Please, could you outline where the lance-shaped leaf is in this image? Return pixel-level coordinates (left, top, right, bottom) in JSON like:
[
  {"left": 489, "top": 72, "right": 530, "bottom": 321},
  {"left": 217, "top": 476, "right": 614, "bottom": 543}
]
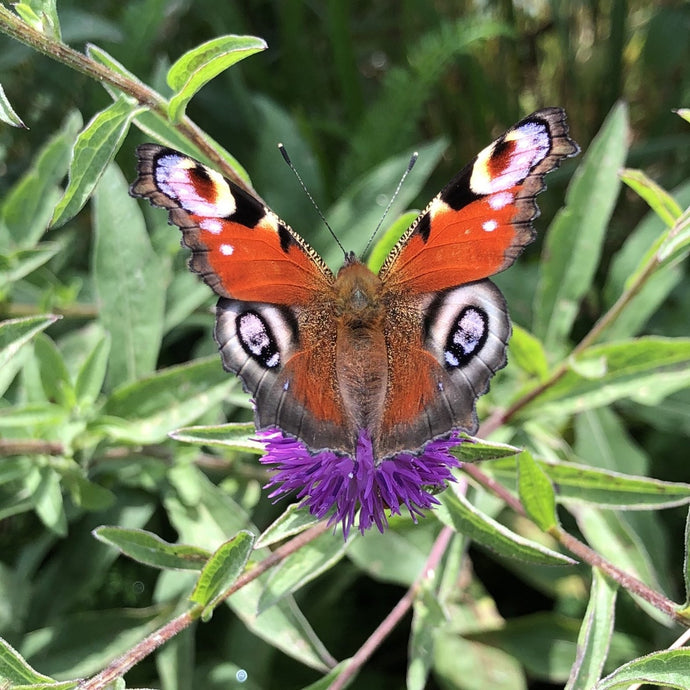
[
  {"left": 0, "top": 314, "right": 59, "bottom": 369},
  {"left": 519, "top": 337, "right": 690, "bottom": 419},
  {"left": 596, "top": 649, "right": 690, "bottom": 689},
  {"left": 620, "top": 168, "right": 682, "bottom": 227},
  {"left": 167, "top": 35, "right": 267, "bottom": 122},
  {"left": 565, "top": 568, "right": 617, "bottom": 690},
  {"left": 258, "top": 530, "right": 351, "bottom": 612},
  {"left": 0, "top": 83, "right": 26, "bottom": 128},
  {"left": 256, "top": 504, "right": 322, "bottom": 549},
  {"left": 93, "top": 526, "right": 211, "bottom": 570},
  {"left": 51, "top": 96, "right": 144, "bottom": 227},
  {"left": 0, "top": 637, "right": 56, "bottom": 686},
  {"left": 534, "top": 102, "right": 628, "bottom": 350},
  {"left": 436, "top": 489, "right": 575, "bottom": 566},
  {"left": 170, "top": 422, "right": 264, "bottom": 453},
  {"left": 517, "top": 451, "right": 558, "bottom": 531},
  {"left": 190, "top": 530, "right": 255, "bottom": 620},
  {"left": 453, "top": 435, "right": 522, "bottom": 462},
  {"left": 490, "top": 456, "right": 690, "bottom": 509},
  {"left": 100, "top": 357, "right": 238, "bottom": 444}
]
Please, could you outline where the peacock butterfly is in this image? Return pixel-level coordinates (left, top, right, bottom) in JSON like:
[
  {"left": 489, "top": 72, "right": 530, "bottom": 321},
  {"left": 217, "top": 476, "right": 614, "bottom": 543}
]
[{"left": 130, "top": 108, "right": 578, "bottom": 463}]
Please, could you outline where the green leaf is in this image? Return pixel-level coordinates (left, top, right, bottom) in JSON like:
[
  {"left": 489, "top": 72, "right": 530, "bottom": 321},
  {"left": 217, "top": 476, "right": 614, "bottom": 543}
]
[
  {"left": 74, "top": 333, "right": 110, "bottom": 405},
  {"left": 658, "top": 211, "right": 690, "bottom": 264},
  {"left": 325, "top": 139, "right": 447, "bottom": 267},
  {"left": 596, "top": 649, "right": 690, "bottom": 689},
  {"left": 508, "top": 324, "right": 550, "bottom": 379},
  {"left": 170, "top": 422, "right": 264, "bottom": 453},
  {"left": 14, "top": 0, "right": 61, "bottom": 39},
  {"left": 602, "top": 181, "right": 690, "bottom": 340},
  {"left": 490, "top": 455, "right": 690, "bottom": 509},
  {"left": 51, "top": 96, "right": 144, "bottom": 227},
  {"left": 408, "top": 580, "right": 446, "bottom": 690},
  {"left": 167, "top": 35, "right": 267, "bottom": 122},
  {"left": 1, "top": 110, "right": 81, "bottom": 247},
  {"left": 0, "top": 636, "right": 55, "bottom": 685},
  {"left": 676, "top": 108, "right": 690, "bottom": 125},
  {"left": 164, "top": 465, "right": 334, "bottom": 671},
  {"left": 520, "top": 337, "right": 690, "bottom": 418},
  {"left": 0, "top": 82, "right": 26, "bottom": 128},
  {"left": 436, "top": 489, "right": 575, "bottom": 566},
  {"left": 190, "top": 530, "right": 255, "bottom": 619},
  {"left": 453, "top": 435, "right": 522, "bottom": 462},
  {"left": 93, "top": 163, "right": 166, "bottom": 388},
  {"left": 346, "top": 527, "right": 432, "bottom": 587},
  {"left": 680, "top": 507, "right": 690, "bottom": 614},
  {"left": 574, "top": 506, "right": 667, "bottom": 624},
  {"left": 93, "top": 526, "right": 211, "bottom": 570},
  {"left": 258, "top": 531, "right": 350, "bottom": 612},
  {"left": 255, "top": 504, "right": 322, "bottom": 549},
  {"left": 534, "top": 102, "right": 628, "bottom": 350},
  {"left": 33, "top": 467, "right": 67, "bottom": 537},
  {"left": 565, "top": 568, "right": 617, "bottom": 690},
  {"left": 0, "top": 244, "right": 62, "bottom": 286},
  {"left": 0, "top": 315, "right": 59, "bottom": 370},
  {"left": 367, "top": 210, "right": 418, "bottom": 273},
  {"left": 517, "top": 451, "right": 558, "bottom": 531},
  {"left": 101, "top": 357, "right": 237, "bottom": 444},
  {"left": 620, "top": 168, "right": 682, "bottom": 227},
  {"left": 33, "top": 333, "right": 73, "bottom": 407}
]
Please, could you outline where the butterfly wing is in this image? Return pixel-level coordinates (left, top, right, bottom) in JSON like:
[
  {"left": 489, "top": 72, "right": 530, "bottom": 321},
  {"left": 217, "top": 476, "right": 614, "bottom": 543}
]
[
  {"left": 375, "top": 109, "right": 578, "bottom": 453},
  {"left": 131, "top": 146, "right": 351, "bottom": 451},
  {"left": 131, "top": 145, "right": 333, "bottom": 304},
  {"left": 379, "top": 108, "right": 579, "bottom": 293}
]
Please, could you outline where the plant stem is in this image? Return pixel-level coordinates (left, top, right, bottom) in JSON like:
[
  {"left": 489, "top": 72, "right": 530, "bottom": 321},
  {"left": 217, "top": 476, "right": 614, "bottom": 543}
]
[
  {"left": 0, "top": 5, "right": 256, "bottom": 193},
  {"left": 78, "top": 521, "right": 332, "bottom": 690}
]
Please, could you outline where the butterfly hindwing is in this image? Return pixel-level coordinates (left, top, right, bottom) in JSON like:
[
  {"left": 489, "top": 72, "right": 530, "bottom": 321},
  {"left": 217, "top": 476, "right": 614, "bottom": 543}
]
[
  {"left": 131, "top": 144, "right": 333, "bottom": 305},
  {"left": 379, "top": 107, "right": 579, "bottom": 293}
]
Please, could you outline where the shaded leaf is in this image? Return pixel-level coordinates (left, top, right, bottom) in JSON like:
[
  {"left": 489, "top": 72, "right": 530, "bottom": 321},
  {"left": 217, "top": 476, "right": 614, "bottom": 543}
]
[
  {"left": 534, "top": 102, "right": 628, "bottom": 350},
  {"left": 259, "top": 531, "right": 350, "bottom": 612},
  {"left": 0, "top": 82, "right": 26, "bottom": 128},
  {"left": 517, "top": 451, "right": 558, "bottom": 531},
  {"left": 93, "top": 526, "right": 211, "bottom": 570},
  {"left": 565, "top": 568, "right": 617, "bottom": 690},
  {"left": 0, "top": 636, "right": 55, "bottom": 686},
  {"left": 101, "top": 357, "right": 237, "bottom": 444},
  {"left": 93, "top": 163, "right": 166, "bottom": 388},
  {"left": 0, "top": 315, "right": 59, "bottom": 370}
]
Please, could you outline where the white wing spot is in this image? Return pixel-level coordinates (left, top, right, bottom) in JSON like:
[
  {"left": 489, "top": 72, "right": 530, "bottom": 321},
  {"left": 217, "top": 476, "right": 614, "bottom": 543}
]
[
  {"left": 200, "top": 218, "right": 223, "bottom": 234},
  {"left": 482, "top": 219, "right": 498, "bottom": 232},
  {"left": 488, "top": 191, "right": 514, "bottom": 210},
  {"left": 220, "top": 243, "right": 234, "bottom": 255}
]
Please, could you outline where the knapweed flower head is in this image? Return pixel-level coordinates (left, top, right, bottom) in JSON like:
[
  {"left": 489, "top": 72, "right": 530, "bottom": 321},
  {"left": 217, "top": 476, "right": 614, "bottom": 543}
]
[{"left": 258, "top": 428, "right": 463, "bottom": 537}]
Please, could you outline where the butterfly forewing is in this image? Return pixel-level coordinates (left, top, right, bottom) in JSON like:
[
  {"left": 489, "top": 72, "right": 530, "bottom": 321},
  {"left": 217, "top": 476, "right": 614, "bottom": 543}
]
[
  {"left": 131, "top": 144, "right": 333, "bottom": 305},
  {"left": 379, "top": 107, "right": 579, "bottom": 294}
]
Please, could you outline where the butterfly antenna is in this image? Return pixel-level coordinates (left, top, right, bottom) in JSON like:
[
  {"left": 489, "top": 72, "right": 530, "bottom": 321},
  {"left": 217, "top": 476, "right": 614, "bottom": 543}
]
[
  {"left": 278, "top": 143, "right": 347, "bottom": 258},
  {"left": 362, "top": 151, "right": 418, "bottom": 258}
]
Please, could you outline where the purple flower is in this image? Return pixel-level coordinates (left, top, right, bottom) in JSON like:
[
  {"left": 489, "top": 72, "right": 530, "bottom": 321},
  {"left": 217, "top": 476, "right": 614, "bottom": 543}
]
[{"left": 258, "top": 428, "right": 463, "bottom": 537}]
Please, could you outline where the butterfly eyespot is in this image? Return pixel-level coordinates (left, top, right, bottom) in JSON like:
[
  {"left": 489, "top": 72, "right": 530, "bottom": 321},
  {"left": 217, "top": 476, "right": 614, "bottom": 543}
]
[
  {"left": 443, "top": 306, "right": 489, "bottom": 368},
  {"left": 236, "top": 310, "right": 280, "bottom": 369}
]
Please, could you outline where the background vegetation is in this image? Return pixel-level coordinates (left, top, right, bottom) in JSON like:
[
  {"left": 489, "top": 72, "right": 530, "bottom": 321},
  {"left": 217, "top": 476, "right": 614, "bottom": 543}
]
[{"left": 1, "top": 1, "right": 690, "bottom": 688}]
